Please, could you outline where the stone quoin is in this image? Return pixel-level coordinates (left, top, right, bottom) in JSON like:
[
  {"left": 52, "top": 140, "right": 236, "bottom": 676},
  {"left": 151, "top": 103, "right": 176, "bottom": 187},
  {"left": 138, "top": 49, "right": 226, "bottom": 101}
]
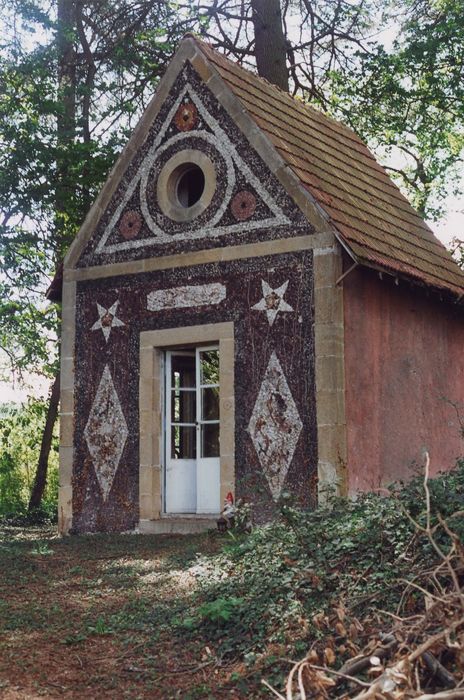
[{"left": 49, "top": 36, "right": 464, "bottom": 535}]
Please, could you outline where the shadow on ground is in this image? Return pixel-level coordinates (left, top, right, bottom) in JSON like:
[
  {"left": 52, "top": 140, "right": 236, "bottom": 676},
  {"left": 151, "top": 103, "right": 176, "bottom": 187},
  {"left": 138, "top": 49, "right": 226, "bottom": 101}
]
[{"left": 0, "top": 524, "right": 252, "bottom": 700}]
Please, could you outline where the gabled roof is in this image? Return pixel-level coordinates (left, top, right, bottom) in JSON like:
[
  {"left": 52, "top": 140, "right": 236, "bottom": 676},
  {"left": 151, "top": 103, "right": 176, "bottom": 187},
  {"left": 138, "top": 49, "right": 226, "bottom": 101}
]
[
  {"left": 196, "top": 38, "right": 464, "bottom": 299},
  {"left": 51, "top": 35, "right": 464, "bottom": 302}
]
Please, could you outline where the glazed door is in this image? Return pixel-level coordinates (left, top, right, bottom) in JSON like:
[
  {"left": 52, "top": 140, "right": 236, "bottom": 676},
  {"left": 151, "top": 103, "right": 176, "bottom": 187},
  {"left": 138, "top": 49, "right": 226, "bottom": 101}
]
[
  {"left": 164, "top": 347, "right": 220, "bottom": 514},
  {"left": 165, "top": 351, "right": 197, "bottom": 513},
  {"left": 195, "top": 347, "right": 220, "bottom": 514}
]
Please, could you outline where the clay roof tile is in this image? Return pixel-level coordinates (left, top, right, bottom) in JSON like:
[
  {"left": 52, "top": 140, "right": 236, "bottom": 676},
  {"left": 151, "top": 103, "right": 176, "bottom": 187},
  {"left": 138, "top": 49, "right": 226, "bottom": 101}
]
[{"left": 195, "top": 38, "right": 464, "bottom": 299}]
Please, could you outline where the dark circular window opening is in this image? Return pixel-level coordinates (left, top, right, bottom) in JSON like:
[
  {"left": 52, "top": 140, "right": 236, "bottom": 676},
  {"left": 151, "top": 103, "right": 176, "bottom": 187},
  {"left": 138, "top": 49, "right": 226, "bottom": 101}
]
[
  {"left": 176, "top": 165, "right": 205, "bottom": 208},
  {"left": 157, "top": 150, "right": 216, "bottom": 222}
]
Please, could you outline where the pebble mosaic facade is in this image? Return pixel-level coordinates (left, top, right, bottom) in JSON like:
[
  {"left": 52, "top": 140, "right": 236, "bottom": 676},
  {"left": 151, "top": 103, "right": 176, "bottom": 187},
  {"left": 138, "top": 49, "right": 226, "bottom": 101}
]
[
  {"left": 59, "top": 37, "right": 464, "bottom": 535},
  {"left": 71, "top": 252, "right": 317, "bottom": 532},
  {"left": 64, "top": 47, "right": 324, "bottom": 534}
]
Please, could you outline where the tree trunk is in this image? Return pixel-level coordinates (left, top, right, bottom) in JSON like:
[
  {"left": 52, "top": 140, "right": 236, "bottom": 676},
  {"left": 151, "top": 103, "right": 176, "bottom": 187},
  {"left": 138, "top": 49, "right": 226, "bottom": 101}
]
[
  {"left": 76, "top": 1, "right": 97, "bottom": 215},
  {"left": 250, "top": 0, "right": 289, "bottom": 91},
  {"left": 28, "top": 371, "right": 61, "bottom": 510},
  {"left": 28, "top": 1, "right": 77, "bottom": 512},
  {"left": 56, "top": 0, "right": 77, "bottom": 258}
]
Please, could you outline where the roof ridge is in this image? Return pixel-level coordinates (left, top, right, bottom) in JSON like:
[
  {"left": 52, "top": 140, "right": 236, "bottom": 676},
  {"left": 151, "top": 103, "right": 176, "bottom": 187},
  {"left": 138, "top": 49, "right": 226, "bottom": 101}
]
[{"left": 192, "top": 36, "right": 366, "bottom": 150}]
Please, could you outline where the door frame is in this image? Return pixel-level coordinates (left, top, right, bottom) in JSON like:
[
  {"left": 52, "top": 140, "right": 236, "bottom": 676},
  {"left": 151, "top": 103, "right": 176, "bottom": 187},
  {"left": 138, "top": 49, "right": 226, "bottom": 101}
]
[{"left": 138, "top": 322, "right": 234, "bottom": 526}]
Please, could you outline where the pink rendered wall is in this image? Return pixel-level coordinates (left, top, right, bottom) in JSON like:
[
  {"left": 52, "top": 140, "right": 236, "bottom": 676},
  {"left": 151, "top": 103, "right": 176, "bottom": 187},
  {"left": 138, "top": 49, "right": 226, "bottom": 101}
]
[{"left": 343, "top": 267, "right": 464, "bottom": 494}]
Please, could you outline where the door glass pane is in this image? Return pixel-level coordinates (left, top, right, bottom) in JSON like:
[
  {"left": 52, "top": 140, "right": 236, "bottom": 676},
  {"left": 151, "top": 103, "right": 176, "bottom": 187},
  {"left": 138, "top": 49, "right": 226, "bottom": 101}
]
[
  {"left": 199, "top": 349, "right": 219, "bottom": 386},
  {"left": 171, "top": 354, "right": 195, "bottom": 389},
  {"left": 201, "top": 423, "right": 219, "bottom": 458},
  {"left": 171, "top": 425, "right": 196, "bottom": 459},
  {"left": 171, "top": 390, "right": 196, "bottom": 423},
  {"left": 201, "top": 387, "right": 219, "bottom": 421}
]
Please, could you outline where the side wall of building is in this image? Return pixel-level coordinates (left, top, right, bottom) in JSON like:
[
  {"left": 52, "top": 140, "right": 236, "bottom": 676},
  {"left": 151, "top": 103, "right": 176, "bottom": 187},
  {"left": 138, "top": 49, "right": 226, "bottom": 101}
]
[{"left": 344, "top": 266, "right": 464, "bottom": 493}]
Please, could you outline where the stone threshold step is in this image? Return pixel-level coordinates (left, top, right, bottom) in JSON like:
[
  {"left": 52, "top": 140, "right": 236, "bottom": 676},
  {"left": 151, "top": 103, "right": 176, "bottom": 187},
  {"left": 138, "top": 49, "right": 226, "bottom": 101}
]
[{"left": 139, "top": 517, "right": 218, "bottom": 535}]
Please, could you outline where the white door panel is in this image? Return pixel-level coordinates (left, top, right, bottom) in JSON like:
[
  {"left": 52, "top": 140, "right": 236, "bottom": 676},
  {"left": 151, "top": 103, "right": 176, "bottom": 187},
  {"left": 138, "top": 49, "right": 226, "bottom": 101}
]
[
  {"left": 165, "top": 351, "right": 197, "bottom": 514},
  {"left": 195, "top": 347, "right": 220, "bottom": 514},
  {"left": 166, "top": 459, "right": 196, "bottom": 513},
  {"left": 196, "top": 457, "right": 220, "bottom": 513}
]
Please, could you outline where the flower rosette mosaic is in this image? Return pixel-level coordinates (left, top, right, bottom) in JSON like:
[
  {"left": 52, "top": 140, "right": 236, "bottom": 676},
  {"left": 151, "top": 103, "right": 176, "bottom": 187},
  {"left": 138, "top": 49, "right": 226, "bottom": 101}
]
[
  {"left": 174, "top": 102, "right": 198, "bottom": 131},
  {"left": 231, "top": 190, "right": 256, "bottom": 221},
  {"left": 119, "top": 210, "right": 142, "bottom": 240}
]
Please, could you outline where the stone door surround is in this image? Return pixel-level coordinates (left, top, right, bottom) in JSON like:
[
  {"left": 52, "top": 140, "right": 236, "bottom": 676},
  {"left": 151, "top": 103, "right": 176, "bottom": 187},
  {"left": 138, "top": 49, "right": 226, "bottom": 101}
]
[{"left": 139, "top": 322, "right": 234, "bottom": 530}]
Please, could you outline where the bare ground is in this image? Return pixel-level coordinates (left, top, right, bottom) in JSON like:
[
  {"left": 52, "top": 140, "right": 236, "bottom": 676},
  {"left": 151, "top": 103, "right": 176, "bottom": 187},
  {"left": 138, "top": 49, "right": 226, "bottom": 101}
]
[{"left": 0, "top": 525, "right": 247, "bottom": 700}]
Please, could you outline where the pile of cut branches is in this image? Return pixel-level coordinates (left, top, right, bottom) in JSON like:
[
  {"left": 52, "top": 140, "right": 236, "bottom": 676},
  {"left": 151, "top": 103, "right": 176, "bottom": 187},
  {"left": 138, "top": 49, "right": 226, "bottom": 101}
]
[{"left": 268, "top": 456, "right": 464, "bottom": 699}]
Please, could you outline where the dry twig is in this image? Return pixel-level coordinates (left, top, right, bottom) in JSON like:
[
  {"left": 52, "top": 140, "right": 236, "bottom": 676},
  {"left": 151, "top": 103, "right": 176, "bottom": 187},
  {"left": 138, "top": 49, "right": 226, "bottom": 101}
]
[{"left": 271, "top": 452, "right": 464, "bottom": 699}]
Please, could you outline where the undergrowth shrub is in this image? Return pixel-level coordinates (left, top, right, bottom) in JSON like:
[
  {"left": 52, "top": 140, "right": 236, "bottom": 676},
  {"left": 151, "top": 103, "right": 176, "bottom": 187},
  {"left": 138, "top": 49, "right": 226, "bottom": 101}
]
[
  {"left": 0, "top": 399, "right": 58, "bottom": 521},
  {"left": 176, "top": 461, "right": 464, "bottom": 660}
]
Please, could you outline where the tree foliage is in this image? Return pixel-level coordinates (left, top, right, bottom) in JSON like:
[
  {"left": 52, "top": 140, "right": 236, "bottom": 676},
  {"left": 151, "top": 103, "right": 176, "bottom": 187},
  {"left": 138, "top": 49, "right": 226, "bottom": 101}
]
[
  {"left": 186, "top": 0, "right": 378, "bottom": 99},
  {"left": 0, "top": 399, "right": 58, "bottom": 518},
  {"left": 0, "top": 0, "right": 186, "bottom": 377},
  {"left": 182, "top": 0, "right": 464, "bottom": 218},
  {"left": 327, "top": 0, "right": 464, "bottom": 217},
  {"left": 0, "top": 0, "right": 186, "bottom": 509}
]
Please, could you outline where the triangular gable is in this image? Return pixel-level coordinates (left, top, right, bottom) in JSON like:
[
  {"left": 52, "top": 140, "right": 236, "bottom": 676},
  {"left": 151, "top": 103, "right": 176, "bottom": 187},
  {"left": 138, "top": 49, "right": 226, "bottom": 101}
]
[
  {"left": 94, "top": 81, "right": 290, "bottom": 256},
  {"left": 62, "top": 35, "right": 464, "bottom": 299},
  {"left": 67, "top": 38, "right": 330, "bottom": 271}
]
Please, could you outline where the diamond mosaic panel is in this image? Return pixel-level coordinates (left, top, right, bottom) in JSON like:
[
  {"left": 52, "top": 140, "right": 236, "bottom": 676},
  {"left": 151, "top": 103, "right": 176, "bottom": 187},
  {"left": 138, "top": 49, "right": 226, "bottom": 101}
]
[
  {"left": 84, "top": 365, "right": 128, "bottom": 501},
  {"left": 248, "top": 352, "right": 302, "bottom": 500}
]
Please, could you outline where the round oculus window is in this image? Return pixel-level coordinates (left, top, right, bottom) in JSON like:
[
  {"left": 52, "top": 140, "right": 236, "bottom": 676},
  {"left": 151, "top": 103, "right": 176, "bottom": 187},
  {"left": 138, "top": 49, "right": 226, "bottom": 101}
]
[
  {"left": 157, "top": 150, "right": 216, "bottom": 223},
  {"left": 175, "top": 164, "right": 205, "bottom": 208}
]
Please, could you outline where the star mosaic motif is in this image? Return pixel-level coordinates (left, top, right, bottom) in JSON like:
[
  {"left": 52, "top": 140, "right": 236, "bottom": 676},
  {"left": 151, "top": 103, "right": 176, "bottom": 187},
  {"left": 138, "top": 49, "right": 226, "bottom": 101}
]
[
  {"left": 251, "top": 280, "right": 294, "bottom": 326},
  {"left": 90, "top": 301, "right": 125, "bottom": 342}
]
